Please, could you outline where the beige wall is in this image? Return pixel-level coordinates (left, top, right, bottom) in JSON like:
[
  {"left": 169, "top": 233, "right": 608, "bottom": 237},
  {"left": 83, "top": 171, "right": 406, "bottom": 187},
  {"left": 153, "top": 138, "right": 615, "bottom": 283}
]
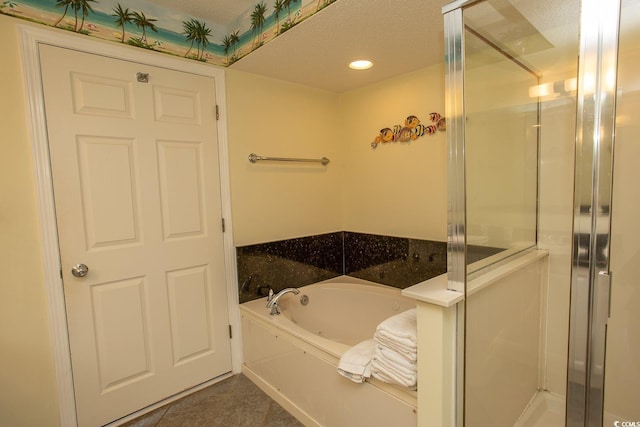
[
  {"left": 0, "top": 16, "right": 60, "bottom": 427},
  {"left": 339, "top": 65, "right": 447, "bottom": 241},
  {"left": 227, "top": 65, "right": 448, "bottom": 246},
  {"left": 225, "top": 70, "right": 343, "bottom": 246}
]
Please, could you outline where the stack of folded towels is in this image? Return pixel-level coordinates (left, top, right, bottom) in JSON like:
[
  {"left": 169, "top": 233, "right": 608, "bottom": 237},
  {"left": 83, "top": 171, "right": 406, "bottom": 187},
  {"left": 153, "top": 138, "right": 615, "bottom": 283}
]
[
  {"left": 371, "top": 308, "right": 418, "bottom": 390},
  {"left": 337, "top": 308, "right": 418, "bottom": 389}
]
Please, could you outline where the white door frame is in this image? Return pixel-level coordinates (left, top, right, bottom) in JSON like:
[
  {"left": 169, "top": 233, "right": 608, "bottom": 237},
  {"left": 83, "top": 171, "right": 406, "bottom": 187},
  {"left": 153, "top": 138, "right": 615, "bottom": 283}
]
[{"left": 18, "top": 24, "right": 242, "bottom": 427}]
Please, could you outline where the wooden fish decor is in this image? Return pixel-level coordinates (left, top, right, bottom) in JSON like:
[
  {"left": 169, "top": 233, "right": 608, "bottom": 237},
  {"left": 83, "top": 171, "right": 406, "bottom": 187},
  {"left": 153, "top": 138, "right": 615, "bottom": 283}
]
[{"left": 371, "top": 113, "right": 445, "bottom": 149}]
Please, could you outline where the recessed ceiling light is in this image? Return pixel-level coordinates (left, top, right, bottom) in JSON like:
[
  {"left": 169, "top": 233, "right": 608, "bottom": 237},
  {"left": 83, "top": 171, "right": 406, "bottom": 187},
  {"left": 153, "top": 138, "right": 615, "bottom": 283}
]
[{"left": 349, "top": 60, "right": 373, "bottom": 70}]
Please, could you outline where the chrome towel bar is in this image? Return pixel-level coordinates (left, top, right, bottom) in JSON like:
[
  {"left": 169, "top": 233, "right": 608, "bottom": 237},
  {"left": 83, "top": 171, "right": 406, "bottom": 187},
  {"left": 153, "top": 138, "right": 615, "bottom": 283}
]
[{"left": 248, "top": 153, "right": 330, "bottom": 166}]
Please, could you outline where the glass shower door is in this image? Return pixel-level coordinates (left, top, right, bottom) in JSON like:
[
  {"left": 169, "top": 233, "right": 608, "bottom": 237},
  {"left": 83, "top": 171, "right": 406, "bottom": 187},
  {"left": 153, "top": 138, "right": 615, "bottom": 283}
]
[
  {"left": 462, "top": 4, "right": 541, "bottom": 425},
  {"left": 604, "top": 0, "right": 640, "bottom": 423},
  {"left": 445, "top": 0, "right": 640, "bottom": 424},
  {"left": 444, "top": 0, "right": 580, "bottom": 425}
]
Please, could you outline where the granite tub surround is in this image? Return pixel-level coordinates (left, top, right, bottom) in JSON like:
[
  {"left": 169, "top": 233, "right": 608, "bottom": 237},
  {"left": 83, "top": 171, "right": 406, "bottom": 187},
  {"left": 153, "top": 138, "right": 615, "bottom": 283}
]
[
  {"left": 345, "top": 233, "right": 447, "bottom": 288},
  {"left": 343, "top": 232, "right": 409, "bottom": 272},
  {"left": 237, "top": 232, "right": 343, "bottom": 303},
  {"left": 238, "top": 231, "right": 454, "bottom": 302}
]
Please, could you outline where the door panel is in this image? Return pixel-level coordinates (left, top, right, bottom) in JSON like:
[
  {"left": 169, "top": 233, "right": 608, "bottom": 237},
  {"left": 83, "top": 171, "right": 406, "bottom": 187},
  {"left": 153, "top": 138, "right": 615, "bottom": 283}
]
[
  {"left": 92, "top": 277, "right": 152, "bottom": 391},
  {"left": 71, "top": 72, "right": 134, "bottom": 118},
  {"left": 39, "top": 44, "right": 231, "bottom": 426},
  {"left": 157, "top": 141, "right": 205, "bottom": 239},
  {"left": 166, "top": 265, "right": 214, "bottom": 364},
  {"left": 153, "top": 86, "right": 201, "bottom": 124},
  {"left": 78, "top": 136, "right": 141, "bottom": 248}
]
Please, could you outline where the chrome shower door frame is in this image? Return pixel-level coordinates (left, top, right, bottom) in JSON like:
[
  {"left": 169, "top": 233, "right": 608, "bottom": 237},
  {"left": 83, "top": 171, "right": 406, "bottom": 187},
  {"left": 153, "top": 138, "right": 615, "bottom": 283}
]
[
  {"left": 443, "top": 0, "right": 622, "bottom": 425},
  {"left": 567, "top": 0, "right": 620, "bottom": 425},
  {"left": 443, "top": 6, "right": 468, "bottom": 427}
]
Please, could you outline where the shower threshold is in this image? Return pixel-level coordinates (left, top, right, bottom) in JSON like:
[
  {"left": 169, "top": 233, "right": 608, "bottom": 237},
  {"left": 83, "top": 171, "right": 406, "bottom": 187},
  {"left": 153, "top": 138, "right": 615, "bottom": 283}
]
[
  {"left": 514, "top": 391, "right": 564, "bottom": 427},
  {"left": 514, "top": 390, "right": 624, "bottom": 426}
]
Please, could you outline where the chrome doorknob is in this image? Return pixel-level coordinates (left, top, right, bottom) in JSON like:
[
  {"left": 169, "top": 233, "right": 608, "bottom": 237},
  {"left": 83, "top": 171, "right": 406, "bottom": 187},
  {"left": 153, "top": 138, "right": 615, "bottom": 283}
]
[{"left": 71, "top": 264, "right": 89, "bottom": 278}]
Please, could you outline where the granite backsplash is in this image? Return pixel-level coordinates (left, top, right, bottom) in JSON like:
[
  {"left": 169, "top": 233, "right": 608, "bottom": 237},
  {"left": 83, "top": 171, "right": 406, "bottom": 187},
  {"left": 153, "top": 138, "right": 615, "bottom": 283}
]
[{"left": 237, "top": 231, "right": 453, "bottom": 303}]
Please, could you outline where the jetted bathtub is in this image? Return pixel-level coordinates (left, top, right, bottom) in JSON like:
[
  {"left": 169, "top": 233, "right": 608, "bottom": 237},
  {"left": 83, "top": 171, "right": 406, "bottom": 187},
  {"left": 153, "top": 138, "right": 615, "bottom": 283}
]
[{"left": 240, "top": 278, "right": 418, "bottom": 427}]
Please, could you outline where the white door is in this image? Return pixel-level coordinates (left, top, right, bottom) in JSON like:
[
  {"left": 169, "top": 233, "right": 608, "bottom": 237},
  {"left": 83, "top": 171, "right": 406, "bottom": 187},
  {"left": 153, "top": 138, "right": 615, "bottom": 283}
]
[{"left": 39, "top": 45, "right": 232, "bottom": 426}]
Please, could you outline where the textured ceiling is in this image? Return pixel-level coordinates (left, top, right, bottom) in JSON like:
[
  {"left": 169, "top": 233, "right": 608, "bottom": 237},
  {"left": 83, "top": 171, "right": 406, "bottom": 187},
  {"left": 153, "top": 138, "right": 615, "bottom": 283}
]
[
  {"left": 140, "top": 0, "right": 577, "bottom": 93},
  {"left": 229, "top": 0, "right": 449, "bottom": 92}
]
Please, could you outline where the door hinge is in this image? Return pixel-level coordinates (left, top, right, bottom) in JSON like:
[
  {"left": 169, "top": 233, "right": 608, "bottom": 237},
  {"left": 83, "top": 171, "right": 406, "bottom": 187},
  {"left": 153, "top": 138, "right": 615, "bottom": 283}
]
[
  {"left": 228, "top": 325, "right": 232, "bottom": 339},
  {"left": 221, "top": 218, "right": 226, "bottom": 232},
  {"left": 215, "top": 104, "right": 220, "bottom": 120},
  {"left": 60, "top": 268, "right": 63, "bottom": 279}
]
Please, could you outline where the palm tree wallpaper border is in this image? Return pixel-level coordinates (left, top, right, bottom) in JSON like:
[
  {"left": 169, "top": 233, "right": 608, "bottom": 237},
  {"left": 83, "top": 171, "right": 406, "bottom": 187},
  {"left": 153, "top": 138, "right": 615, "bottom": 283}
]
[{"left": 1, "top": 0, "right": 338, "bottom": 66}]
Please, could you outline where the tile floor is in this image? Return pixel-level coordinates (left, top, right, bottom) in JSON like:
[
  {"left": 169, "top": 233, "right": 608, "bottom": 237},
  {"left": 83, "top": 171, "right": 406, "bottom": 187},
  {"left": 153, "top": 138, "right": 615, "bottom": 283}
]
[{"left": 120, "top": 374, "right": 304, "bottom": 427}]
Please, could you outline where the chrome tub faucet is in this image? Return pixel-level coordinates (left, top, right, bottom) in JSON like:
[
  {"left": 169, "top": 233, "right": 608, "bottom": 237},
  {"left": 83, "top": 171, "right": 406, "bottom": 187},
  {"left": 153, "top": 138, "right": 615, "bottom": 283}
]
[{"left": 266, "top": 287, "right": 300, "bottom": 315}]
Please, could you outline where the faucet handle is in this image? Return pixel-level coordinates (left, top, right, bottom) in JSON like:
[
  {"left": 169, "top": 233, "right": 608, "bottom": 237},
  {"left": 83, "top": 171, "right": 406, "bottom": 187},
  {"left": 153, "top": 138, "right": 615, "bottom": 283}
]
[{"left": 266, "top": 288, "right": 274, "bottom": 306}]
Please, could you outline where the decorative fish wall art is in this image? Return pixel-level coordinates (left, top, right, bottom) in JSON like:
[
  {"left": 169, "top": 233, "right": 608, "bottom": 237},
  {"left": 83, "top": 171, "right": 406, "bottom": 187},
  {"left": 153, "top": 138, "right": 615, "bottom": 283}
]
[{"left": 371, "top": 113, "right": 446, "bottom": 149}]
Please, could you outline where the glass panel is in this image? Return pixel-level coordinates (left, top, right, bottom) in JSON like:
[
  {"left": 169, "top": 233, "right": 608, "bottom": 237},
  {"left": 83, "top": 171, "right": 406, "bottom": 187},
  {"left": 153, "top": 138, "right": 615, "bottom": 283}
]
[
  {"left": 458, "top": 0, "right": 580, "bottom": 426},
  {"left": 462, "top": 2, "right": 541, "bottom": 425},
  {"left": 463, "top": 1, "right": 539, "bottom": 272},
  {"left": 604, "top": 0, "right": 640, "bottom": 423}
]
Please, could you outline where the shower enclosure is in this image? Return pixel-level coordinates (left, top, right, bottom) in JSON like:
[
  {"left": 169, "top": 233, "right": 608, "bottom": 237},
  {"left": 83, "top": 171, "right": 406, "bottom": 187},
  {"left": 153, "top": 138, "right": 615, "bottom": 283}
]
[{"left": 443, "top": 0, "right": 640, "bottom": 425}]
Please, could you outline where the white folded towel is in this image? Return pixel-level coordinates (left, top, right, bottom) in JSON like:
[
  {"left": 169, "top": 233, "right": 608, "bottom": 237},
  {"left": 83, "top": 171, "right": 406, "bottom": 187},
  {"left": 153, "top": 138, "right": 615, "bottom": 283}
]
[
  {"left": 373, "top": 332, "right": 418, "bottom": 362},
  {"left": 337, "top": 339, "right": 375, "bottom": 384},
  {"left": 375, "top": 308, "right": 417, "bottom": 348},
  {"left": 374, "top": 344, "right": 417, "bottom": 370},
  {"left": 372, "top": 349, "right": 416, "bottom": 379},
  {"left": 371, "top": 355, "right": 417, "bottom": 389},
  {"left": 370, "top": 308, "right": 418, "bottom": 389},
  {"left": 371, "top": 369, "right": 417, "bottom": 390}
]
